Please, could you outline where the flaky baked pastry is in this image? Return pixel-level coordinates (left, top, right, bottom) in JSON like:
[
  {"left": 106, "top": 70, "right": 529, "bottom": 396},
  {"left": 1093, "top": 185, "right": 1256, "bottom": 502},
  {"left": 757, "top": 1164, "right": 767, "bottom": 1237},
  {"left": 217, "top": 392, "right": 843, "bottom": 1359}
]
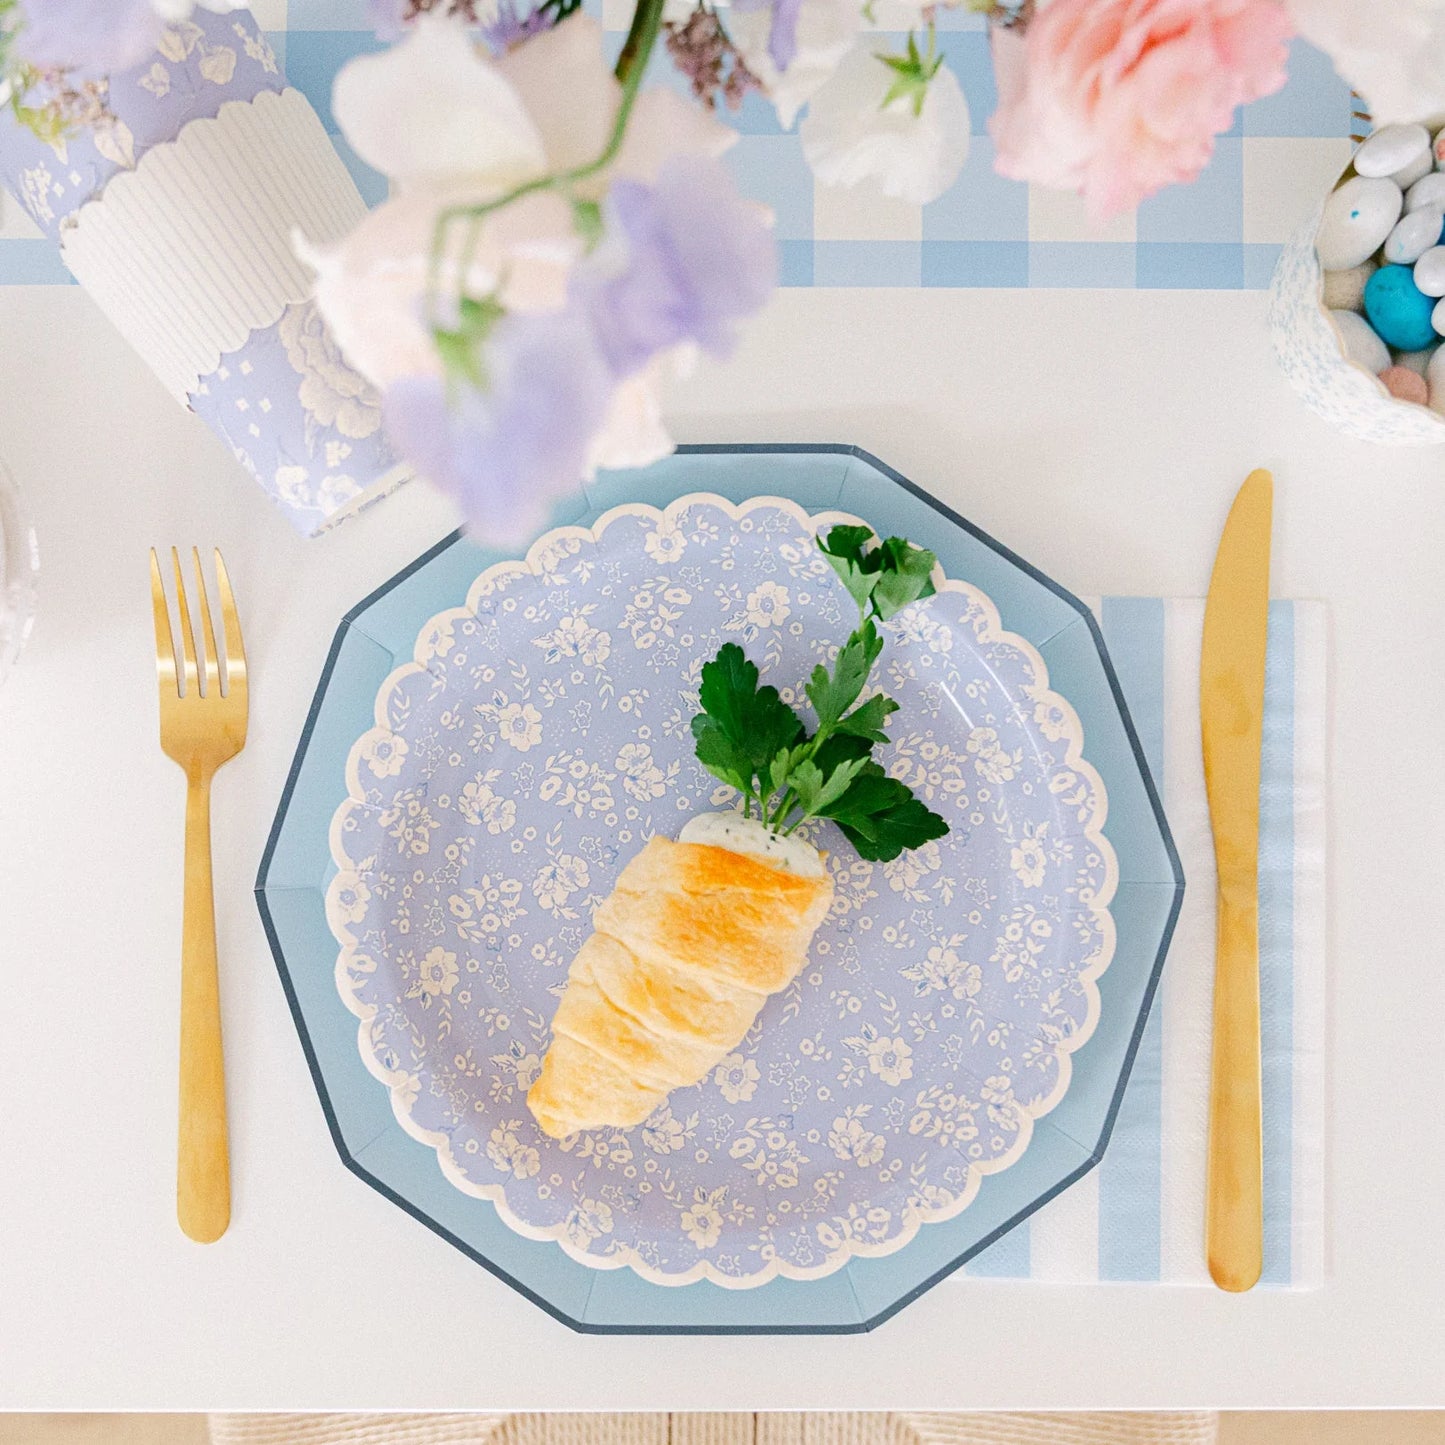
[{"left": 527, "top": 824, "right": 834, "bottom": 1138}]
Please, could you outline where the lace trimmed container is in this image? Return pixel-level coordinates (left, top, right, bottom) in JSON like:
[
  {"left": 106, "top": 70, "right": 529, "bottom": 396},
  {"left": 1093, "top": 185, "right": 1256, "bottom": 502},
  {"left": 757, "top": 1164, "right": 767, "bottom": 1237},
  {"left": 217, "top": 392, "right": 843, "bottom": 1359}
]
[
  {"left": 1268, "top": 117, "right": 1445, "bottom": 445},
  {"left": 0, "top": 7, "right": 410, "bottom": 534}
]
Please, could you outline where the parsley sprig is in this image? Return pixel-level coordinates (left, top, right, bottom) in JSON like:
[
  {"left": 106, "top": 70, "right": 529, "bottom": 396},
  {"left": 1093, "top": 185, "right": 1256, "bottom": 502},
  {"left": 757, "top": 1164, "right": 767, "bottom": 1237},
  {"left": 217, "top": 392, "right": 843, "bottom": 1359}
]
[{"left": 690, "top": 526, "right": 951, "bottom": 862}]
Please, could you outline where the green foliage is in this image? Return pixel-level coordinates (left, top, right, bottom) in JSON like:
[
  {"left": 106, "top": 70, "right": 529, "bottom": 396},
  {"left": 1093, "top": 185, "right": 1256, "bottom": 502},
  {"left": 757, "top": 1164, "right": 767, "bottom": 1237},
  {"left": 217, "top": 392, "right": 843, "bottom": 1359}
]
[
  {"left": 690, "top": 527, "right": 949, "bottom": 861},
  {"left": 432, "top": 294, "right": 506, "bottom": 391},
  {"left": 876, "top": 27, "right": 944, "bottom": 119}
]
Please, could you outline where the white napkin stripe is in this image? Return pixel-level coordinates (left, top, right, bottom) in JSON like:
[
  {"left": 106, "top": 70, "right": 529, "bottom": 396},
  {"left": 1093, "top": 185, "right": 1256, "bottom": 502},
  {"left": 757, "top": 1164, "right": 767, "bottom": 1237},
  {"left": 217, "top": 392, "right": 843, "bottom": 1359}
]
[
  {"left": 1291, "top": 601, "right": 1329, "bottom": 1286},
  {"left": 1158, "top": 600, "right": 1214, "bottom": 1285}
]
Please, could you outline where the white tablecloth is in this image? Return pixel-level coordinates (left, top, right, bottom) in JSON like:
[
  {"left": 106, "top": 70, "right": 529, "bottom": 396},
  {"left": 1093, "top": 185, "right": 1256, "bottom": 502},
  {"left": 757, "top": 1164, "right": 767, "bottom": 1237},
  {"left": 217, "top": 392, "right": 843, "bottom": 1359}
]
[{"left": 1, "top": 285, "right": 1436, "bottom": 1409}]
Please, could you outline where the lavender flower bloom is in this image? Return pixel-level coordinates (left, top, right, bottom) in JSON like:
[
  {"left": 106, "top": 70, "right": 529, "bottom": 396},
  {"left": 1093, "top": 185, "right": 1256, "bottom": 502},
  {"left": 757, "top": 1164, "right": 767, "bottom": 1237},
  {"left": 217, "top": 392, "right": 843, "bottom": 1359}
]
[
  {"left": 731, "top": 0, "right": 804, "bottom": 73},
  {"left": 383, "top": 307, "right": 612, "bottom": 541},
  {"left": 482, "top": 0, "right": 558, "bottom": 55},
  {"left": 579, "top": 155, "right": 776, "bottom": 380},
  {"left": 16, "top": 0, "right": 162, "bottom": 76}
]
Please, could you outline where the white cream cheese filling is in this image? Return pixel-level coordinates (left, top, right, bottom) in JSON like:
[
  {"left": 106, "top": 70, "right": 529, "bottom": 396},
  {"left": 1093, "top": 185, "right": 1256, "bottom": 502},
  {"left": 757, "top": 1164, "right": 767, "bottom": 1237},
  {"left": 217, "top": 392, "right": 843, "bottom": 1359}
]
[{"left": 678, "top": 811, "right": 827, "bottom": 878}]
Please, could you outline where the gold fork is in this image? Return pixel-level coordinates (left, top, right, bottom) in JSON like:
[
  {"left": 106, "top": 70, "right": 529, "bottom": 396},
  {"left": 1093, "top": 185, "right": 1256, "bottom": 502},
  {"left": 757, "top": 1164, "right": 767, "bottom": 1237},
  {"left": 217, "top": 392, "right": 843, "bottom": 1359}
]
[{"left": 149, "top": 547, "right": 248, "bottom": 1244}]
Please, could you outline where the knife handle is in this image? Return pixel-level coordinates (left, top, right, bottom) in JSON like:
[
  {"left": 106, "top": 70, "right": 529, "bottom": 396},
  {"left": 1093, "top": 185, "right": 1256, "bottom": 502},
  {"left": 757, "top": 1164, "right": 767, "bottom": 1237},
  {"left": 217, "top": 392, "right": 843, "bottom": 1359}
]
[{"left": 1206, "top": 892, "right": 1263, "bottom": 1292}]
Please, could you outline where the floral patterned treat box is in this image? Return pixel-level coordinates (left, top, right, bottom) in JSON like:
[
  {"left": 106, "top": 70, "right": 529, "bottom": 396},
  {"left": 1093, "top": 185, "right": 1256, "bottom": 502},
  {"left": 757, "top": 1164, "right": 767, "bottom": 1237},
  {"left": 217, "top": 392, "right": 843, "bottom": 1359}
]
[{"left": 0, "top": 7, "right": 409, "bottom": 535}]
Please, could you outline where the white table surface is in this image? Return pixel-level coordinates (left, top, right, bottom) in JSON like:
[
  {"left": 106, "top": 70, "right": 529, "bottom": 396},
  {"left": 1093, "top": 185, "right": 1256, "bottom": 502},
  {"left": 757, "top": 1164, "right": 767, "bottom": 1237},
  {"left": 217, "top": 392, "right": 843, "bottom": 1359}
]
[{"left": 2, "top": 283, "right": 1443, "bottom": 1412}]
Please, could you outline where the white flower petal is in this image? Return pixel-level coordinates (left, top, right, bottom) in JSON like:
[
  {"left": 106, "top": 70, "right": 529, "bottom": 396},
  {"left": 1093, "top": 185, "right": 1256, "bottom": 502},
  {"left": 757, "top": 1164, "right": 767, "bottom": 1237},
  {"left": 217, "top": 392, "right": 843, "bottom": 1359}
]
[
  {"left": 332, "top": 15, "right": 546, "bottom": 189},
  {"left": 801, "top": 44, "right": 970, "bottom": 205},
  {"left": 732, "top": 0, "right": 860, "bottom": 129},
  {"left": 587, "top": 360, "right": 676, "bottom": 473},
  {"left": 613, "top": 86, "right": 737, "bottom": 182},
  {"left": 1288, "top": 0, "right": 1445, "bottom": 126},
  {"left": 299, "top": 185, "right": 580, "bottom": 389},
  {"left": 496, "top": 14, "right": 618, "bottom": 175}
]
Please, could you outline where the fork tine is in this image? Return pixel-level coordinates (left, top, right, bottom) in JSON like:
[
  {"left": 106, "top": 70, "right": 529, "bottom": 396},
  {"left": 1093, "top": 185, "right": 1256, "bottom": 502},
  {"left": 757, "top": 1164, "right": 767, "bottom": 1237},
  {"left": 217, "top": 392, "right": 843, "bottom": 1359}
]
[
  {"left": 214, "top": 549, "right": 247, "bottom": 697},
  {"left": 149, "top": 548, "right": 178, "bottom": 697},
  {"left": 193, "top": 547, "right": 220, "bottom": 698},
  {"left": 171, "top": 546, "right": 199, "bottom": 697}
]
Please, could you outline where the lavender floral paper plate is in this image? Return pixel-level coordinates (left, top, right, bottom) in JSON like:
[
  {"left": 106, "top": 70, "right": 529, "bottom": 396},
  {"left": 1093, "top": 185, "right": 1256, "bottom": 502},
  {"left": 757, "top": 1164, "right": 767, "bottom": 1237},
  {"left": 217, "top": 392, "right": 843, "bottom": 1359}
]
[{"left": 326, "top": 493, "right": 1117, "bottom": 1288}]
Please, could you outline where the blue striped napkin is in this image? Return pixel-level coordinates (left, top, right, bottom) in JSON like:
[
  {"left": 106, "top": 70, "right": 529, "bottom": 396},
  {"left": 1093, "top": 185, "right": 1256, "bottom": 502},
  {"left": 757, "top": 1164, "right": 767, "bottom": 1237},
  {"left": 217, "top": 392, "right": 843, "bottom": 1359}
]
[{"left": 966, "top": 599, "right": 1327, "bottom": 1289}]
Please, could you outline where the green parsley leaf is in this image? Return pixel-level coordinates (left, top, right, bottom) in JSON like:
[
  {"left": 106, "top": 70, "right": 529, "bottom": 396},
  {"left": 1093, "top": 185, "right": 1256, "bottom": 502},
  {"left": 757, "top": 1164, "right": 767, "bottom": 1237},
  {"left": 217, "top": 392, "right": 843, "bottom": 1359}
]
[
  {"left": 871, "top": 537, "right": 938, "bottom": 619},
  {"left": 819, "top": 762, "right": 950, "bottom": 861},
  {"left": 768, "top": 745, "right": 803, "bottom": 803},
  {"left": 788, "top": 755, "right": 869, "bottom": 817},
  {"left": 691, "top": 718, "right": 753, "bottom": 796},
  {"left": 698, "top": 642, "right": 762, "bottom": 741},
  {"left": 810, "top": 732, "right": 874, "bottom": 774},
  {"left": 818, "top": 525, "right": 884, "bottom": 614},
  {"left": 693, "top": 643, "right": 805, "bottom": 798},
  {"left": 818, "top": 524, "right": 876, "bottom": 562},
  {"left": 816, "top": 760, "right": 909, "bottom": 824},
  {"left": 805, "top": 620, "right": 883, "bottom": 730},
  {"left": 836, "top": 798, "right": 950, "bottom": 862},
  {"left": 692, "top": 532, "right": 949, "bottom": 859},
  {"left": 818, "top": 528, "right": 938, "bottom": 623},
  {"left": 834, "top": 692, "right": 899, "bottom": 744}
]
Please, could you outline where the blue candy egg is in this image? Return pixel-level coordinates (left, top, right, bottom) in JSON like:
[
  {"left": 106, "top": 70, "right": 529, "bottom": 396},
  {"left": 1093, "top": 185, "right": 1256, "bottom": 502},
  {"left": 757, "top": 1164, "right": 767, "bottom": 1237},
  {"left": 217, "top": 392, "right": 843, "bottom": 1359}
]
[{"left": 1364, "top": 264, "right": 1440, "bottom": 350}]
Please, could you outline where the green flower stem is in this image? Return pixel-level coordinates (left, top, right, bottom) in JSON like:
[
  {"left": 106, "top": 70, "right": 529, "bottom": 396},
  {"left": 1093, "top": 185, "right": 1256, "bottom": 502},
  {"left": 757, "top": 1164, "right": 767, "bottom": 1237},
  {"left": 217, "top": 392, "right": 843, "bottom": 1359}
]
[{"left": 425, "top": 0, "right": 666, "bottom": 326}]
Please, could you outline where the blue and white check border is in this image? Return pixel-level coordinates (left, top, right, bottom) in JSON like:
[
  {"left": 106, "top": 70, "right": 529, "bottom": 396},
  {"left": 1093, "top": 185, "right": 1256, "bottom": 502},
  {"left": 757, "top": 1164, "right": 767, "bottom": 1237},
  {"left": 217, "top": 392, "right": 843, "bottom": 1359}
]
[{"left": 0, "top": 2, "right": 1358, "bottom": 289}]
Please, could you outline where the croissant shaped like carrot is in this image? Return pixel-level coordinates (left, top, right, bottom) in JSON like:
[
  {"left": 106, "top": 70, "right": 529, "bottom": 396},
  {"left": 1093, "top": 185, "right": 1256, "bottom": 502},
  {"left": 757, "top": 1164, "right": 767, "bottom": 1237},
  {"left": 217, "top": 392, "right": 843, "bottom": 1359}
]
[{"left": 527, "top": 828, "right": 834, "bottom": 1139}]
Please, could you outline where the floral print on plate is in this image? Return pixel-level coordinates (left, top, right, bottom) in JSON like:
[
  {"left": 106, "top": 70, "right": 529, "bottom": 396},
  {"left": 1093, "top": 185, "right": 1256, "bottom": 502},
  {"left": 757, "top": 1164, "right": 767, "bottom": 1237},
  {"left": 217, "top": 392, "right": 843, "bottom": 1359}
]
[{"left": 327, "top": 495, "right": 1118, "bottom": 1287}]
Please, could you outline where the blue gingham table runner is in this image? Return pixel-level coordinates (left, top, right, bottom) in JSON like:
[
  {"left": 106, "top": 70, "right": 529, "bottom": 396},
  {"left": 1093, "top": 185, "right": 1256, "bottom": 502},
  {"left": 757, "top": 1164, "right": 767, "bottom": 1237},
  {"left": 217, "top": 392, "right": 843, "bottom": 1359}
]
[
  {"left": 0, "top": 2, "right": 1358, "bottom": 290},
  {"left": 965, "top": 598, "right": 1327, "bottom": 1289}
]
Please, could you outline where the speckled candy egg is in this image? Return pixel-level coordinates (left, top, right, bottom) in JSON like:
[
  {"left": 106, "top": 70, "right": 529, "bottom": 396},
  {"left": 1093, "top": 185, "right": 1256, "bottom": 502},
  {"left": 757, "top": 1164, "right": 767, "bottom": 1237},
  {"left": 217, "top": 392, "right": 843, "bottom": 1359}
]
[
  {"left": 1365, "top": 264, "right": 1440, "bottom": 350},
  {"left": 1331, "top": 309, "right": 1391, "bottom": 372},
  {"left": 1415, "top": 246, "right": 1445, "bottom": 297},
  {"left": 1322, "top": 259, "right": 1377, "bottom": 311},
  {"left": 1380, "top": 365, "right": 1430, "bottom": 404},
  {"left": 1356, "top": 123, "right": 1433, "bottom": 186},
  {"left": 1317, "top": 176, "right": 1404, "bottom": 270},
  {"left": 1385, "top": 206, "right": 1445, "bottom": 264},
  {"left": 1408, "top": 173, "right": 1445, "bottom": 211},
  {"left": 1428, "top": 345, "right": 1445, "bottom": 413}
]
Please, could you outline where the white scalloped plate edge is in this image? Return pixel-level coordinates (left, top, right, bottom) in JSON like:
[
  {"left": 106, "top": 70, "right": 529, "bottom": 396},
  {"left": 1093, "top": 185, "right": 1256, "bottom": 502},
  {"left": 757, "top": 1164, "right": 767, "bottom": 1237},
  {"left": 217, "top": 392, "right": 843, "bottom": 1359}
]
[{"left": 324, "top": 493, "right": 1119, "bottom": 1290}]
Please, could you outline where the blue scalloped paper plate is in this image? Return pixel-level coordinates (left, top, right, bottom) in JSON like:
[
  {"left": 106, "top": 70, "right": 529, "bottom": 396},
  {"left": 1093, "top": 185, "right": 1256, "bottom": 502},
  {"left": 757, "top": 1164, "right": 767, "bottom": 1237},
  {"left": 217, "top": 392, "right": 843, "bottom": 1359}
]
[{"left": 256, "top": 444, "right": 1184, "bottom": 1333}]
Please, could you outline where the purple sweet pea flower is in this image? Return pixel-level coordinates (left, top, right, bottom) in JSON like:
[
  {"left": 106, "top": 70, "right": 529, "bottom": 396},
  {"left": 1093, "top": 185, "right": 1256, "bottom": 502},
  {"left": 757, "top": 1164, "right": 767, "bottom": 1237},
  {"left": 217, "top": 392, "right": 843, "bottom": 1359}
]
[
  {"left": 481, "top": 0, "right": 558, "bottom": 54},
  {"left": 16, "top": 0, "right": 162, "bottom": 76},
  {"left": 578, "top": 155, "right": 776, "bottom": 380},
  {"left": 731, "top": 0, "right": 804, "bottom": 73},
  {"left": 383, "top": 307, "right": 613, "bottom": 542}
]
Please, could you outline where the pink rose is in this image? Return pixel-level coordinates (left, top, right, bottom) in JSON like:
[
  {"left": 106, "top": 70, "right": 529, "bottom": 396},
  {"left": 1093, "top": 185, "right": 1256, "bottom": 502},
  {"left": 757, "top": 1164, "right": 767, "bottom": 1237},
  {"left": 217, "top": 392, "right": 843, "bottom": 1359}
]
[{"left": 990, "top": 0, "right": 1293, "bottom": 220}]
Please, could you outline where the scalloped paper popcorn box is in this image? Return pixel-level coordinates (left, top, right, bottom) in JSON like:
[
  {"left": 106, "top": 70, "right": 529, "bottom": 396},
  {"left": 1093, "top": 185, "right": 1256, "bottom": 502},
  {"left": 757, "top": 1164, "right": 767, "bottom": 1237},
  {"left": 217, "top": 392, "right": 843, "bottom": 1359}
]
[
  {"left": 1269, "top": 124, "right": 1445, "bottom": 446},
  {"left": 0, "top": 8, "right": 410, "bottom": 534}
]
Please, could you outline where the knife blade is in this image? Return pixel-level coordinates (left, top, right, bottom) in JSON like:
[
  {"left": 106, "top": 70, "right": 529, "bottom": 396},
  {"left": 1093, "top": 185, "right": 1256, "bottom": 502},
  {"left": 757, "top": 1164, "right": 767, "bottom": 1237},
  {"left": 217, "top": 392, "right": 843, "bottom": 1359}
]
[{"left": 1201, "top": 468, "right": 1273, "bottom": 1293}]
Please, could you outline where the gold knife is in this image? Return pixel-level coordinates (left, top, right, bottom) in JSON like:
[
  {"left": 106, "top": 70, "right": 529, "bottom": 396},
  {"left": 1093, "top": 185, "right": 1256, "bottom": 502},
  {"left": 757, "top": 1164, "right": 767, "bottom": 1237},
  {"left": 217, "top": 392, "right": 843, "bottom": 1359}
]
[{"left": 1201, "top": 468, "right": 1273, "bottom": 1293}]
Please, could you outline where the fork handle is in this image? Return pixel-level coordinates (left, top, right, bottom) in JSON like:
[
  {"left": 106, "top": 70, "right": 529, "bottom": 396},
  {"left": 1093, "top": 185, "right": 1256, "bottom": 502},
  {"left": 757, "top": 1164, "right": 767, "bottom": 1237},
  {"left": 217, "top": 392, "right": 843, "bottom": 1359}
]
[{"left": 178, "top": 767, "right": 230, "bottom": 1244}]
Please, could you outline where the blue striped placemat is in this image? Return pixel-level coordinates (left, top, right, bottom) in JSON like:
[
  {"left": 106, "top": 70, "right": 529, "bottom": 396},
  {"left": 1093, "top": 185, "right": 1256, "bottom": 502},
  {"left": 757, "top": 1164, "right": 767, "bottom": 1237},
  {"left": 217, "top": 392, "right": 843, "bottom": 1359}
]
[
  {"left": 0, "top": 2, "right": 1358, "bottom": 290},
  {"left": 968, "top": 598, "right": 1327, "bottom": 1288}
]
